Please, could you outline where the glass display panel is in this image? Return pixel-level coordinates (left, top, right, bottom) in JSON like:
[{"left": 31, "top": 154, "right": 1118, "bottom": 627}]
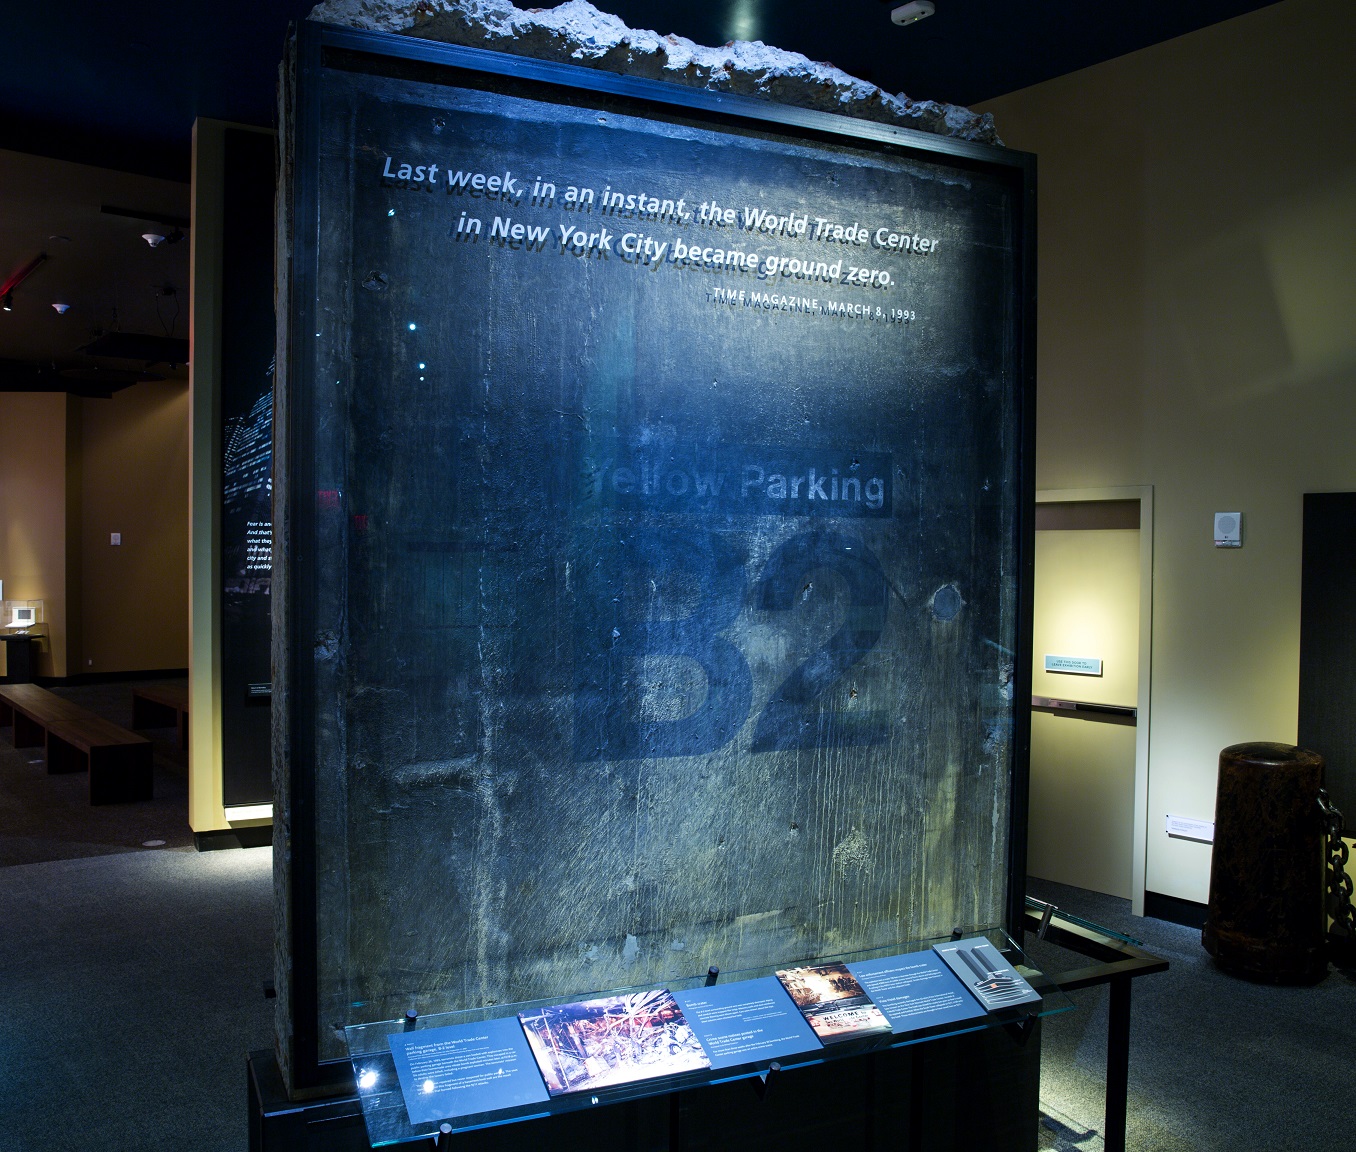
[
  {"left": 3, "top": 600, "right": 44, "bottom": 629},
  {"left": 297, "top": 42, "right": 1028, "bottom": 1064},
  {"left": 345, "top": 930, "right": 1067, "bottom": 1147}
]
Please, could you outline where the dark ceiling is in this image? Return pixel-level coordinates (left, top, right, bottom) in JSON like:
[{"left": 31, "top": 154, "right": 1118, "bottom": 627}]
[
  {"left": 0, "top": 0, "right": 1279, "bottom": 394},
  {"left": 2, "top": 0, "right": 1279, "bottom": 183}
]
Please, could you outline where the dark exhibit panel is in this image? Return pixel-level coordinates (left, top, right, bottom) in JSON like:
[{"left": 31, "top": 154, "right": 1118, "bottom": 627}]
[
  {"left": 0, "top": 634, "right": 38, "bottom": 683},
  {"left": 278, "top": 22, "right": 1035, "bottom": 1114},
  {"left": 220, "top": 126, "right": 276, "bottom": 806},
  {"left": 1299, "top": 492, "right": 1356, "bottom": 816}
]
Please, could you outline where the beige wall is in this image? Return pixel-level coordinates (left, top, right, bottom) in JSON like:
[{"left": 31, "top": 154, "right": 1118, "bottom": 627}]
[
  {"left": 79, "top": 381, "right": 190, "bottom": 673},
  {"left": 0, "top": 392, "right": 70, "bottom": 677},
  {"left": 189, "top": 118, "right": 226, "bottom": 835},
  {"left": 0, "top": 383, "right": 189, "bottom": 678},
  {"left": 979, "top": 0, "right": 1356, "bottom": 903}
]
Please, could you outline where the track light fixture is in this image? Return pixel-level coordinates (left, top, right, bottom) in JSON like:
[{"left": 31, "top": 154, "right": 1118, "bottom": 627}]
[
  {"left": 141, "top": 227, "right": 184, "bottom": 249},
  {"left": 2, "top": 293, "right": 12, "bottom": 312},
  {"left": 891, "top": 1, "right": 935, "bottom": 26}
]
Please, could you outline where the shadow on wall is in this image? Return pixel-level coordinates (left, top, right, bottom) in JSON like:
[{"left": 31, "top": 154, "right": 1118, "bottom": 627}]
[{"left": 1163, "top": 174, "right": 1356, "bottom": 408}]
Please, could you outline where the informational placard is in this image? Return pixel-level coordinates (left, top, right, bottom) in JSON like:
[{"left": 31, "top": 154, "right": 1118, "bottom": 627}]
[
  {"left": 286, "top": 27, "right": 1031, "bottom": 1070},
  {"left": 1043, "top": 655, "right": 1103, "bottom": 676},
  {"left": 933, "top": 939, "right": 1040, "bottom": 1012},
  {"left": 387, "top": 1018, "right": 548, "bottom": 1124},
  {"left": 1165, "top": 814, "right": 1214, "bottom": 843},
  {"left": 847, "top": 952, "right": 986, "bottom": 1033},
  {"left": 673, "top": 976, "right": 821, "bottom": 1068}
]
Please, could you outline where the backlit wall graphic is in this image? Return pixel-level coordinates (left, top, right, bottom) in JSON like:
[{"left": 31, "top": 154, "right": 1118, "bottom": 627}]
[{"left": 220, "top": 126, "right": 276, "bottom": 806}]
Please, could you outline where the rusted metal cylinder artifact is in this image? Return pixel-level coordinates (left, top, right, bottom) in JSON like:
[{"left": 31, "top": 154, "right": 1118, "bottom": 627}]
[{"left": 1201, "top": 742, "right": 1327, "bottom": 983}]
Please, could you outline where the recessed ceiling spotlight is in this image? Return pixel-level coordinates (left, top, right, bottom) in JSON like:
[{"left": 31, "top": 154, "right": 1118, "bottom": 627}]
[
  {"left": 52, "top": 302, "right": 70, "bottom": 314},
  {"left": 891, "top": 1, "right": 935, "bottom": 26},
  {"left": 143, "top": 232, "right": 166, "bottom": 247}
]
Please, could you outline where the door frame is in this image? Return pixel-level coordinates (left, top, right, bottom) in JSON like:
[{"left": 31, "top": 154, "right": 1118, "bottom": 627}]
[{"left": 1035, "top": 485, "right": 1154, "bottom": 916}]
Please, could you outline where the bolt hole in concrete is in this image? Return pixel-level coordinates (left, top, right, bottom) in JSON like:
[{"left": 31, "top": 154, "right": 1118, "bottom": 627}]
[{"left": 931, "top": 583, "right": 964, "bottom": 621}]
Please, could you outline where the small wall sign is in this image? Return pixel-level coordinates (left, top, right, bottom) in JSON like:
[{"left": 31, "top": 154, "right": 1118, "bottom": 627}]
[
  {"left": 1043, "top": 655, "right": 1103, "bottom": 676},
  {"left": 1165, "top": 814, "right": 1214, "bottom": 843}
]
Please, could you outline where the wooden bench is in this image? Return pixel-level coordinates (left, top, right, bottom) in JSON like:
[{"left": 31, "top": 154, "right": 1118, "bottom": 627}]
[
  {"left": 131, "top": 682, "right": 189, "bottom": 750},
  {"left": 0, "top": 683, "right": 153, "bottom": 804}
]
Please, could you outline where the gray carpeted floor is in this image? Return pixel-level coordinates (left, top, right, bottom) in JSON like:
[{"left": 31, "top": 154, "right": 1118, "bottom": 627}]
[
  {"left": 0, "top": 676, "right": 272, "bottom": 1152},
  {"left": 0, "top": 847, "right": 274, "bottom": 1152},
  {"left": 0, "top": 678, "right": 195, "bottom": 866},
  {"left": 2, "top": 683, "right": 1353, "bottom": 1150},
  {"left": 1027, "top": 878, "right": 1356, "bottom": 1152}
]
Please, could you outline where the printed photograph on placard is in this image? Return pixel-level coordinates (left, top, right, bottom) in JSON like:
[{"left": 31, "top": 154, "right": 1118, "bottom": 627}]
[
  {"left": 673, "top": 975, "right": 822, "bottom": 1068},
  {"left": 775, "top": 962, "right": 892, "bottom": 1044},
  {"left": 518, "top": 989, "right": 710, "bottom": 1096}
]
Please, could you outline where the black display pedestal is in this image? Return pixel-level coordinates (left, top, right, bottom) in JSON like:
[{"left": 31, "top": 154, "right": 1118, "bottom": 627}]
[
  {"left": 0, "top": 634, "right": 38, "bottom": 683},
  {"left": 248, "top": 1020, "right": 1041, "bottom": 1152}
]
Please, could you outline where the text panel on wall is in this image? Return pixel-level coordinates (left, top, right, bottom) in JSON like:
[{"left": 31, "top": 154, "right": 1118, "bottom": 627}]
[{"left": 221, "top": 126, "right": 275, "bottom": 806}]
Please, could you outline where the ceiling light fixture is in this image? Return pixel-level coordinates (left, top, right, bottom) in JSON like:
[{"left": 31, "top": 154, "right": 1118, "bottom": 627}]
[
  {"left": 103, "top": 206, "right": 190, "bottom": 254},
  {"left": 891, "top": 1, "right": 935, "bottom": 26},
  {"left": 2, "top": 293, "right": 12, "bottom": 312},
  {"left": 52, "top": 302, "right": 70, "bottom": 314}
]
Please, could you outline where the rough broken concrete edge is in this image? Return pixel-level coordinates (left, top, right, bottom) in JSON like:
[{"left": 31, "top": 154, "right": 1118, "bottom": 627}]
[{"left": 308, "top": 0, "right": 1002, "bottom": 146}]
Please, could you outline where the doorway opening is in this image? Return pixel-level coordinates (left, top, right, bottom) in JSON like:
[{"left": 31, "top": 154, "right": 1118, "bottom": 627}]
[{"left": 1030, "top": 488, "right": 1153, "bottom": 914}]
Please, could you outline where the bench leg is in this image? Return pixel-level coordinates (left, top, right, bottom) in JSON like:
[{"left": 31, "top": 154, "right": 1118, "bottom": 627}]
[
  {"left": 89, "top": 744, "right": 154, "bottom": 804},
  {"left": 47, "top": 732, "right": 88, "bottom": 774},
  {"left": 15, "top": 712, "right": 48, "bottom": 752},
  {"left": 0, "top": 700, "right": 12, "bottom": 728}
]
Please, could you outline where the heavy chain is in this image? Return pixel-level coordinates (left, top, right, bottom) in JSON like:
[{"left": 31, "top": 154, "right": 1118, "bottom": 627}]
[{"left": 1318, "top": 789, "right": 1356, "bottom": 960}]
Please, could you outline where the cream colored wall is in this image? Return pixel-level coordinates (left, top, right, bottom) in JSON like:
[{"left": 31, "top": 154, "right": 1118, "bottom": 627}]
[
  {"left": 79, "top": 380, "right": 190, "bottom": 672},
  {"left": 1032, "top": 529, "right": 1140, "bottom": 708},
  {"left": 1030, "top": 715, "right": 1138, "bottom": 897},
  {"left": 0, "top": 392, "right": 69, "bottom": 677},
  {"left": 1030, "top": 528, "right": 1141, "bottom": 898},
  {"left": 0, "top": 386, "right": 188, "bottom": 678},
  {"left": 190, "top": 118, "right": 226, "bottom": 835},
  {"left": 979, "top": 0, "right": 1356, "bottom": 903}
]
